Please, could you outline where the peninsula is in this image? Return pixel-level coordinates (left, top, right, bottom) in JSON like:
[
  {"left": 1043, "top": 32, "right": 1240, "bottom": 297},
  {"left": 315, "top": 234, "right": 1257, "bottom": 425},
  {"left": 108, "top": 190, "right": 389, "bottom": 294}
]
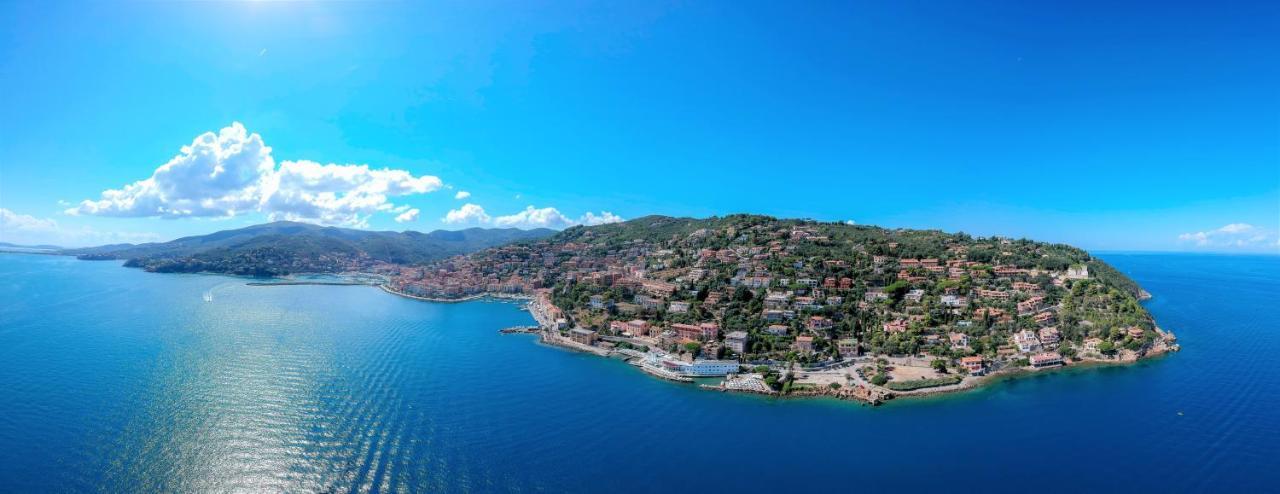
[
  {"left": 60, "top": 214, "right": 1178, "bottom": 405},
  {"left": 383, "top": 214, "right": 1178, "bottom": 404}
]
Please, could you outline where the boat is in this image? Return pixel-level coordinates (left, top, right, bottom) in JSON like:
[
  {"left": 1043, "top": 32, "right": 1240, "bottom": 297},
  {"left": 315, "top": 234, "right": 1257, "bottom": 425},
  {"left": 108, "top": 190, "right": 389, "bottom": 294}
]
[{"left": 203, "top": 291, "right": 213, "bottom": 302}]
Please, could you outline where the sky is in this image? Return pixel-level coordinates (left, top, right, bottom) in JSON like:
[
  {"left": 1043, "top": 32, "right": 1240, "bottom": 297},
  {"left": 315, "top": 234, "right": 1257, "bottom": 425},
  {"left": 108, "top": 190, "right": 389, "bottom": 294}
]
[{"left": 1, "top": 1, "right": 1277, "bottom": 253}]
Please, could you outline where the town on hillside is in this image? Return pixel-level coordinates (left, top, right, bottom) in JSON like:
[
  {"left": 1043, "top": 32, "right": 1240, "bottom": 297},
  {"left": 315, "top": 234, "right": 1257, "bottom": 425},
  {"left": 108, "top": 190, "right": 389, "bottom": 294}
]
[{"left": 382, "top": 215, "right": 1178, "bottom": 402}]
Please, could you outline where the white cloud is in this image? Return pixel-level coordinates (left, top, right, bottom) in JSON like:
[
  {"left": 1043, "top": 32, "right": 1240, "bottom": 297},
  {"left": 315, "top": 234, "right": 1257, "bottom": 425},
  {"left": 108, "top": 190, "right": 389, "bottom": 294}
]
[
  {"left": 394, "top": 208, "right": 420, "bottom": 223},
  {"left": 492, "top": 205, "right": 623, "bottom": 229},
  {"left": 1, "top": 208, "right": 58, "bottom": 232},
  {"left": 443, "top": 204, "right": 623, "bottom": 229},
  {"left": 493, "top": 206, "right": 576, "bottom": 229},
  {"left": 579, "top": 211, "right": 624, "bottom": 226},
  {"left": 1217, "top": 223, "right": 1254, "bottom": 234},
  {"left": 844, "top": 220, "right": 857, "bottom": 225},
  {"left": 454, "top": 190, "right": 471, "bottom": 200},
  {"left": 442, "top": 203, "right": 492, "bottom": 225},
  {"left": 67, "top": 123, "right": 443, "bottom": 227},
  {"left": 0, "top": 208, "right": 160, "bottom": 247},
  {"left": 1178, "top": 223, "right": 1277, "bottom": 249}
]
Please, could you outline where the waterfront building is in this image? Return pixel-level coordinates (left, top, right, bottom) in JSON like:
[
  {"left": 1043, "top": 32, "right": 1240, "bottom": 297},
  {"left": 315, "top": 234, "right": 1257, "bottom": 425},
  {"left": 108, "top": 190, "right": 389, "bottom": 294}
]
[
  {"left": 961, "top": 356, "right": 985, "bottom": 375},
  {"left": 570, "top": 328, "right": 598, "bottom": 346},
  {"left": 1030, "top": 352, "right": 1064, "bottom": 368}
]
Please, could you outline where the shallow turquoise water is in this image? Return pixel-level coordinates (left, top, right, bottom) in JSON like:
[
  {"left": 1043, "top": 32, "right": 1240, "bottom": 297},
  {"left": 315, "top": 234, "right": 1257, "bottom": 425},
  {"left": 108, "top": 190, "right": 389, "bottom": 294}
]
[{"left": 0, "top": 253, "right": 1276, "bottom": 492}]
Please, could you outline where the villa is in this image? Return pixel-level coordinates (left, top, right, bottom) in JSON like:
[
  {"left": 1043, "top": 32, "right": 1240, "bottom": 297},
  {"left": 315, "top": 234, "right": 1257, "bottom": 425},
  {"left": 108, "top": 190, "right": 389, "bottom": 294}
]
[
  {"left": 961, "top": 356, "right": 985, "bottom": 375},
  {"left": 1030, "top": 352, "right": 1064, "bottom": 368}
]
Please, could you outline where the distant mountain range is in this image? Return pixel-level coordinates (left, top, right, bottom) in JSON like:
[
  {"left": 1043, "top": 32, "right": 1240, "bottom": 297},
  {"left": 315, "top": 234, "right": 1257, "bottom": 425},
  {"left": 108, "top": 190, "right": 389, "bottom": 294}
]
[
  {"left": 0, "top": 242, "right": 63, "bottom": 252},
  {"left": 64, "top": 221, "right": 554, "bottom": 276}
]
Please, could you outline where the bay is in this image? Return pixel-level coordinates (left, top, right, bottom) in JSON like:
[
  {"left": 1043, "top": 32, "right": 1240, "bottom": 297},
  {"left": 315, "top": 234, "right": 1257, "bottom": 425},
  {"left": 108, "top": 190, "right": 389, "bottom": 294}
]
[{"left": 1, "top": 253, "right": 1276, "bottom": 492}]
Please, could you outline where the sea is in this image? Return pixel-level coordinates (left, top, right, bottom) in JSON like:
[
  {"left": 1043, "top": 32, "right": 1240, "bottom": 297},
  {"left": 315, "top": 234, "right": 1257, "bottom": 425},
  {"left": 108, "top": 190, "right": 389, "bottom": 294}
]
[{"left": 0, "top": 252, "right": 1276, "bottom": 493}]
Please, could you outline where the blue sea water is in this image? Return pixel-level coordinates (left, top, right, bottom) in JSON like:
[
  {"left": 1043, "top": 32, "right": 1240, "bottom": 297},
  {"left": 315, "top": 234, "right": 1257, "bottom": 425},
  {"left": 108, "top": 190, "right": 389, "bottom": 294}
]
[{"left": 0, "top": 253, "right": 1277, "bottom": 493}]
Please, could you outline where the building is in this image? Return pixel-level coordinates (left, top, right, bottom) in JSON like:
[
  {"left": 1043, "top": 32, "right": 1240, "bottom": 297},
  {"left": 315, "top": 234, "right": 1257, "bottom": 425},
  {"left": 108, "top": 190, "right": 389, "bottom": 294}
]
[
  {"left": 647, "top": 355, "right": 740, "bottom": 377},
  {"left": 794, "top": 335, "right": 815, "bottom": 354},
  {"left": 837, "top": 338, "right": 857, "bottom": 356},
  {"left": 1038, "top": 327, "right": 1061, "bottom": 348},
  {"left": 960, "top": 356, "right": 985, "bottom": 375},
  {"left": 699, "top": 322, "right": 721, "bottom": 340},
  {"left": 672, "top": 323, "right": 703, "bottom": 341},
  {"left": 883, "top": 319, "right": 909, "bottom": 333},
  {"left": 1017, "top": 296, "right": 1044, "bottom": 315},
  {"left": 1066, "top": 265, "right": 1089, "bottom": 280},
  {"left": 569, "top": 328, "right": 597, "bottom": 346},
  {"left": 724, "top": 331, "right": 749, "bottom": 354},
  {"left": 555, "top": 318, "right": 569, "bottom": 330},
  {"left": 766, "top": 324, "right": 789, "bottom": 336},
  {"left": 668, "top": 301, "right": 690, "bottom": 313},
  {"left": 1014, "top": 330, "right": 1039, "bottom": 353},
  {"left": 669, "top": 359, "right": 740, "bottom": 377},
  {"left": 589, "top": 295, "right": 608, "bottom": 310},
  {"left": 1029, "top": 352, "right": 1064, "bottom": 368},
  {"left": 948, "top": 332, "right": 969, "bottom": 349},
  {"left": 634, "top": 294, "right": 663, "bottom": 310},
  {"left": 622, "top": 318, "right": 655, "bottom": 337},
  {"left": 807, "top": 316, "right": 834, "bottom": 331}
]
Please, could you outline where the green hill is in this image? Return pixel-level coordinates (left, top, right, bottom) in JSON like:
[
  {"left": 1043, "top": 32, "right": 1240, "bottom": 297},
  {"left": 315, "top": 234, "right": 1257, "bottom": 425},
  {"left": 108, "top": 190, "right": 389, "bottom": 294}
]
[{"left": 66, "top": 221, "right": 554, "bottom": 276}]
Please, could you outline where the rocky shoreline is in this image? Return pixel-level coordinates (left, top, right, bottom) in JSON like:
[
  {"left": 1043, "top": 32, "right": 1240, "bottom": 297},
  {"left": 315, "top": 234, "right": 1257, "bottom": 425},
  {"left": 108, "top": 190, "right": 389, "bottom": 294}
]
[{"left": 385, "top": 287, "right": 1178, "bottom": 407}]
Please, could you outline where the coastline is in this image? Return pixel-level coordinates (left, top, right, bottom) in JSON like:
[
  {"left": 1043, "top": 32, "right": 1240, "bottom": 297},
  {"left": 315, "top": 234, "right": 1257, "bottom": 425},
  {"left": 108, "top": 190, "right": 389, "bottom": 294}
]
[
  {"left": 377, "top": 284, "right": 534, "bottom": 304},
  {"left": 376, "top": 283, "right": 1178, "bottom": 406},
  {"left": 46, "top": 252, "right": 1176, "bottom": 407}
]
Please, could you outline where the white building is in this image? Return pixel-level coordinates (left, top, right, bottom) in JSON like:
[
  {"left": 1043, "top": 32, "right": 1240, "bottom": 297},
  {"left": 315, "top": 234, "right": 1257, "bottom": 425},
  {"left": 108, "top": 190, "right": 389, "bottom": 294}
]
[
  {"left": 667, "top": 359, "right": 741, "bottom": 377},
  {"left": 1014, "top": 329, "right": 1039, "bottom": 353}
]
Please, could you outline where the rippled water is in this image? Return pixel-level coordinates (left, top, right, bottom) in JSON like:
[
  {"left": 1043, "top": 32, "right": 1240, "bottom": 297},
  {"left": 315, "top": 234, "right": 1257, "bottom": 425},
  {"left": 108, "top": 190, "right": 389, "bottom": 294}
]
[{"left": 1, "top": 253, "right": 1277, "bottom": 492}]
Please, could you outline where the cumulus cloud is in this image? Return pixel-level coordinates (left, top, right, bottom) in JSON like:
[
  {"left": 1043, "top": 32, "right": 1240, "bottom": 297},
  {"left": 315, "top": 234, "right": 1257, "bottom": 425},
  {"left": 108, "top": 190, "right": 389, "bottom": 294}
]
[
  {"left": 443, "top": 204, "right": 623, "bottom": 229},
  {"left": 394, "top": 208, "right": 420, "bottom": 223},
  {"left": 492, "top": 205, "right": 623, "bottom": 229},
  {"left": 1, "top": 208, "right": 58, "bottom": 232},
  {"left": 494, "top": 206, "right": 577, "bottom": 229},
  {"left": 1, "top": 208, "right": 160, "bottom": 247},
  {"left": 579, "top": 211, "right": 624, "bottom": 226},
  {"left": 66, "top": 123, "right": 442, "bottom": 227},
  {"left": 844, "top": 220, "right": 857, "bottom": 225},
  {"left": 1178, "top": 223, "right": 1277, "bottom": 249},
  {"left": 442, "top": 203, "right": 492, "bottom": 225},
  {"left": 454, "top": 190, "right": 471, "bottom": 200}
]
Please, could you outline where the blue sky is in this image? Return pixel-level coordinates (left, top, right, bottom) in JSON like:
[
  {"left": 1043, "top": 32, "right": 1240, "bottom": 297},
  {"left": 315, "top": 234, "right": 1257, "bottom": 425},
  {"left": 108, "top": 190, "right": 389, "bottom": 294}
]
[{"left": 1, "top": 1, "right": 1276, "bottom": 252}]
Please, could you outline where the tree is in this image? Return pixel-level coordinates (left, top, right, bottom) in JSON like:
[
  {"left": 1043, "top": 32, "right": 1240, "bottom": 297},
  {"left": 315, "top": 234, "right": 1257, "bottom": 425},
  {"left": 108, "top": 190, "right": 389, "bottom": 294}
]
[
  {"left": 684, "top": 342, "right": 702, "bottom": 357},
  {"left": 931, "top": 358, "right": 949, "bottom": 374}
]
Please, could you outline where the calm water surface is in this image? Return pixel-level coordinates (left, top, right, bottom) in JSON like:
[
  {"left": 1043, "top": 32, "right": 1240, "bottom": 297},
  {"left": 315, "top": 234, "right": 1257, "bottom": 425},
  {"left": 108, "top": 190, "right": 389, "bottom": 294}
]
[{"left": 1, "top": 253, "right": 1277, "bottom": 492}]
